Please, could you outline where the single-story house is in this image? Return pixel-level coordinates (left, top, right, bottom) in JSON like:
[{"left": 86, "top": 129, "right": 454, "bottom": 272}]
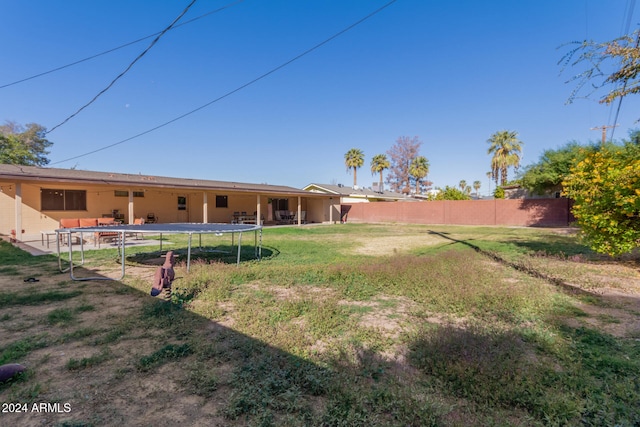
[
  {"left": 303, "top": 183, "right": 412, "bottom": 204},
  {"left": 0, "top": 164, "right": 339, "bottom": 242},
  {"left": 501, "top": 184, "right": 564, "bottom": 199}
]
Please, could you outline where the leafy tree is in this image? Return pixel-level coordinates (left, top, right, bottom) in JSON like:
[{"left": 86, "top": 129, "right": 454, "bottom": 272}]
[
  {"left": 370, "top": 154, "right": 390, "bottom": 191},
  {"left": 561, "top": 30, "right": 640, "bottom": 109},
  {"left": 519, "top": 141, "right": 600, "bottom": 195},
  {"left": 487, "top": 130, "right": 523, "bottom": 186},
  {"left": 473, "top": 180, "right": 481, "bottom": 197},
  {"left": 344, "top": 148, "right": 364, "bottom": 187},
  {"left": 0, "top": 122, "right": 52, "bottom": 166},
  {"left": 563, "top": 143, "right": 640, "bottom": 256},
  {"left": 386, "top": 136, "right": 422, "bottom": 193},
  {"left": 434, "top": 186, "right": 471, "bottom": 200},
  {"left": 493, "top": 187, "right": 505, "bottom": 199},
  {"left": 409, "top": 156, "right": 430, "bottom": 194}
]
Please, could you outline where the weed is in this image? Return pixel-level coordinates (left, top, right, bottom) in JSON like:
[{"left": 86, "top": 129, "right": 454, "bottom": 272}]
[
  {"left": 136, "top": 343, "right": 193, "bottom": 372},
  {"left": 0, "top": 335, "right": 49, "bottom": 365},
  {"left": 47, "top": 308, "right": 76, "bottom": 326},
  {"left": 67, "top": 349, "right": 110, "bottom": 370},
  {"left": 0, "top": 290, "right": 82, "bottom": 308}
]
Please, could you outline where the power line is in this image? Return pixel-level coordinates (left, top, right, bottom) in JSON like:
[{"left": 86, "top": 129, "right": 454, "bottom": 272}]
[
  {"left": 609, "top": 0, "right": 637, "bottom": 141},
  {"left": 50, "top": 0, "right": 399, "bottom": 165},
  {"left": 0, "top": 0, "right": 244, "bottom": 90},
  {"left": 46, "top": 0, "right": 198, "bottom": 134}
]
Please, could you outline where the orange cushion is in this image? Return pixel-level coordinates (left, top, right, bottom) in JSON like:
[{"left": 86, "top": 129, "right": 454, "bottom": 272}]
[
  {"left": 79, "top": 218, "right": 98, "bottom": 227},
  {"left": 60, "top": 218, "right": 80, "bottom": 228}
]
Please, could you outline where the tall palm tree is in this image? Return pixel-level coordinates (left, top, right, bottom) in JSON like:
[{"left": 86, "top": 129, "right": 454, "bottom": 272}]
[
  {"left": 370, "top": 154, "right": 390, "bottom": 192},
  {"left": 473, "top": 180, "right": 481, "bottom": 197},
  {"left": 459, "top": 180, "right": 467, "bottom": 192},
  {"left": 344, "top": 148, "right": 364, "bottom": 187},
  {"left": 409, "top": 156, "right": 430, "bottom": 194},
  {"left": 487, "top": 130, "right": 523, "bottom": 186}
]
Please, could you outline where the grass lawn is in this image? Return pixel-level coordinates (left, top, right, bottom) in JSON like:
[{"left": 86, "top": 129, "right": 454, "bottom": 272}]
[{"left": 1, "top": 223, "right": 639, "bottom": 426}]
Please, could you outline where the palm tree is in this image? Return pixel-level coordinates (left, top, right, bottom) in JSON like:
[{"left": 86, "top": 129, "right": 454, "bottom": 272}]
[
  {"left": 459, "top": 180, "right": 467, "bottom": 192},
  {"left": 473, "top": 180, "right": 481, "bottom": 197},
  {"left": 370, "top": 154, "right": 390, "bottom": 191},
  {"left": 409, "top": 156, "right": 430, "bottom": 194},
  {"left": 487, "top": 130, "right": 524, "bottom": 186},
  {"left": 344, "top": 148, "right": 364, "bottom": 187}
]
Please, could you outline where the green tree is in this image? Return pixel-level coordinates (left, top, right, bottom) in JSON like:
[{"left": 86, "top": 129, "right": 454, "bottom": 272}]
[
  {"left": 563, "top": 143, "right": 640, "bottom": 256},
  {"left": 370, "top": 154, "right": 390, "bottom": 191},
  {"left": 409, "top": 156, "right": 430, "bottom": 194},
  {"left": 473, "top": 180, "right": 481, "bottom": 197},
  {"left": 0, "top": 122, "right": 52, "bottom": 166},
  {"left": 519, "top": 141, "right": 602, "bottom": 195},
  {"left": 434, "top": 186, "right": 471, "bottom": 200},
  {"left": 344, "top": 148, "right": 364, "bottom": 187},
  {"left": 487, "top": 130, "right": 523, "bottom": 186}
]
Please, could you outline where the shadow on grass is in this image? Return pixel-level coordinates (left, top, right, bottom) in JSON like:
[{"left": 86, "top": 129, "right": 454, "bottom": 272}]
[
  {"left": 125, "top": 245, "right": 275, "bottom": 266},
  {"left": 1, "top": 262, "right": 441, "bottom": 426},
  {"left": 428, "top": 229, "right": 594, "bottom": 297},
  {"left": 407, "top": 322, "right": 640, "bottom": 426}
]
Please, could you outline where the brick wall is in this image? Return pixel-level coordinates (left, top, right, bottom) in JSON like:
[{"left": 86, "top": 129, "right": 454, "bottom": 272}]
[{"left": 342, "top": 198, "right": 573, "bottom": 227}]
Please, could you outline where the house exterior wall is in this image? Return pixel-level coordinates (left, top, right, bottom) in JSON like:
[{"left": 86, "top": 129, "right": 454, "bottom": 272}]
[
  {"left": 343, "top": 198, "right": 573, "bottom": 227},
  {"left": 0, "top": 174, "right": 333, "bottom": 241},
  {"left": 0, "top": 187, "right": 17, "bottom": 234}
]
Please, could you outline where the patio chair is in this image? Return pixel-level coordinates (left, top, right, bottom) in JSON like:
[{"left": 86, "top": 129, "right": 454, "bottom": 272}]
[
  {"left": 95, "top": 218, "right": 119, "bottom": 248},
  {"left": 59, "top": 218, "right": 81, "bottom": 245},
  {"left": 129, "top": 218, "right": 145, "bottom": 240},
  {"left": 146, "top": 213, "right": 158, "bottom": 224}
]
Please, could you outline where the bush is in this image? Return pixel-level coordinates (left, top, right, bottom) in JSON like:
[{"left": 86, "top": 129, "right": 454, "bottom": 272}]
[{"left": 563, "top": 144, "right": 640, "bottom": 256}]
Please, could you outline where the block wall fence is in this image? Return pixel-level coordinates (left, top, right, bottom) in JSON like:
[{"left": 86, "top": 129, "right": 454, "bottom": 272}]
[{"left": 341, "top": 198, "right": 573, "bottom": 227}]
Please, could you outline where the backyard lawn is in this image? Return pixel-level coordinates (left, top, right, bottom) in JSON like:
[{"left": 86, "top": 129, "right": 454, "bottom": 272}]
[{"left": 1, "top": 223, "right": 639, "bottom": 426}]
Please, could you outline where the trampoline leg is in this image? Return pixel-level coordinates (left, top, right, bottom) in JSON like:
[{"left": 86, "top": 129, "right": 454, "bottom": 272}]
[{"left": 187, "top": 233, "right": 193, "bottom": 273}]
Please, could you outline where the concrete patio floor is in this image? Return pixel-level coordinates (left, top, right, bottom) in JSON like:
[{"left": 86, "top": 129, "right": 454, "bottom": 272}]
[{"left": 4, "top": 234, "right": 165, "bottom": 256}]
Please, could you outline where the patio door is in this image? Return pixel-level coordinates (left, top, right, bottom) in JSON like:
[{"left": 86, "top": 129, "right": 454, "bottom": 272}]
[{"left": 177, "top": 195, "right": 189, "bottom": 222}]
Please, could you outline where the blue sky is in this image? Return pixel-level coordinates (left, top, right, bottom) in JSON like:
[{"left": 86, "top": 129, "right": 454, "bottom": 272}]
[{"left": 2, "top": 0, "right": 639, "bottom": 195}]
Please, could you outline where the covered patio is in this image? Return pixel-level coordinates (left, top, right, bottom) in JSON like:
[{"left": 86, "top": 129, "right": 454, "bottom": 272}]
[{"left": 0, "top": 164, "right": 339, "bottom": 244}]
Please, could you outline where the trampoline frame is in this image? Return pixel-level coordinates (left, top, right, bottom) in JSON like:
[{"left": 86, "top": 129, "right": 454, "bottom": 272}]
[{"left": 56, "top": 223, "right": 262, "bottom": 281}]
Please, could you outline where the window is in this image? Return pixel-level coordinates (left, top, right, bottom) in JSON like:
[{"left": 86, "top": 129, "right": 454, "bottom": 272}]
[
  {"left": 115, "top": 190, "right": 144, "bottom": 197},
  {"left": 216, "top": 195, "right": 228, "bottom": 208},
  {"left": 272, "top": 198, "right": 289, "bottom": 211},
  {"left": 177, "top": 196, "right": 187, "bottom": 211},
  {"left": 41, "top": 189, "right": 87, "bottom": 211}
]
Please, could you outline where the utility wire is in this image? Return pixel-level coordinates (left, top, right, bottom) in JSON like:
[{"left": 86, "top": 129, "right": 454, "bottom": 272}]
[
  {"left": 609, "top": 0, "right": 636, "bottom": 141},
  {"left": 50, "top": 0, "right": 399, "bottom": 165},
  {"left": 46, "top": 0, "right": 198, "bottom": 135},
  {"left": 0, "top": 0, "right": 243, "bottom": 90}
]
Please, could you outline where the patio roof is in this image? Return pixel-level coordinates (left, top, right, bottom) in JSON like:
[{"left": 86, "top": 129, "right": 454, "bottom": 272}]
[{"left": 0, "top": 164, "right": 318, "bottom": 197}]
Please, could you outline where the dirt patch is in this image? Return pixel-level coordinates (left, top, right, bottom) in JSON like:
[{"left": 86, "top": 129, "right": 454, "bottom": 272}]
[{"left": 349, "top": 234, "right": 445, "bottom": 256}]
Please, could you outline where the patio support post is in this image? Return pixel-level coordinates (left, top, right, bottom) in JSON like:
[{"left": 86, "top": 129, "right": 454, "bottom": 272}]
[
  {"left": 128, "top": 189, "right": 134, "bottom": 224},
  {"left": 297, "top": 196, "right": 302, "bottom": 226},
  {"left": 256, "top": 194, "right": 261, "bottom": 225},
  {"left": 203, "top": 192, "right": 208, "bottom": 223},
  {"left": 329, "top": 197, "right": 333, "bottom": 223},
  {"left": 14, "top": 183, "right": 22, "bottom": 241}
]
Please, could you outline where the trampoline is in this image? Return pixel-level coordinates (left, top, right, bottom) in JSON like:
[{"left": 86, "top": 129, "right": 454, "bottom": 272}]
[{"left": 56, "top": 223, "right": 262, "bottom": 281}]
